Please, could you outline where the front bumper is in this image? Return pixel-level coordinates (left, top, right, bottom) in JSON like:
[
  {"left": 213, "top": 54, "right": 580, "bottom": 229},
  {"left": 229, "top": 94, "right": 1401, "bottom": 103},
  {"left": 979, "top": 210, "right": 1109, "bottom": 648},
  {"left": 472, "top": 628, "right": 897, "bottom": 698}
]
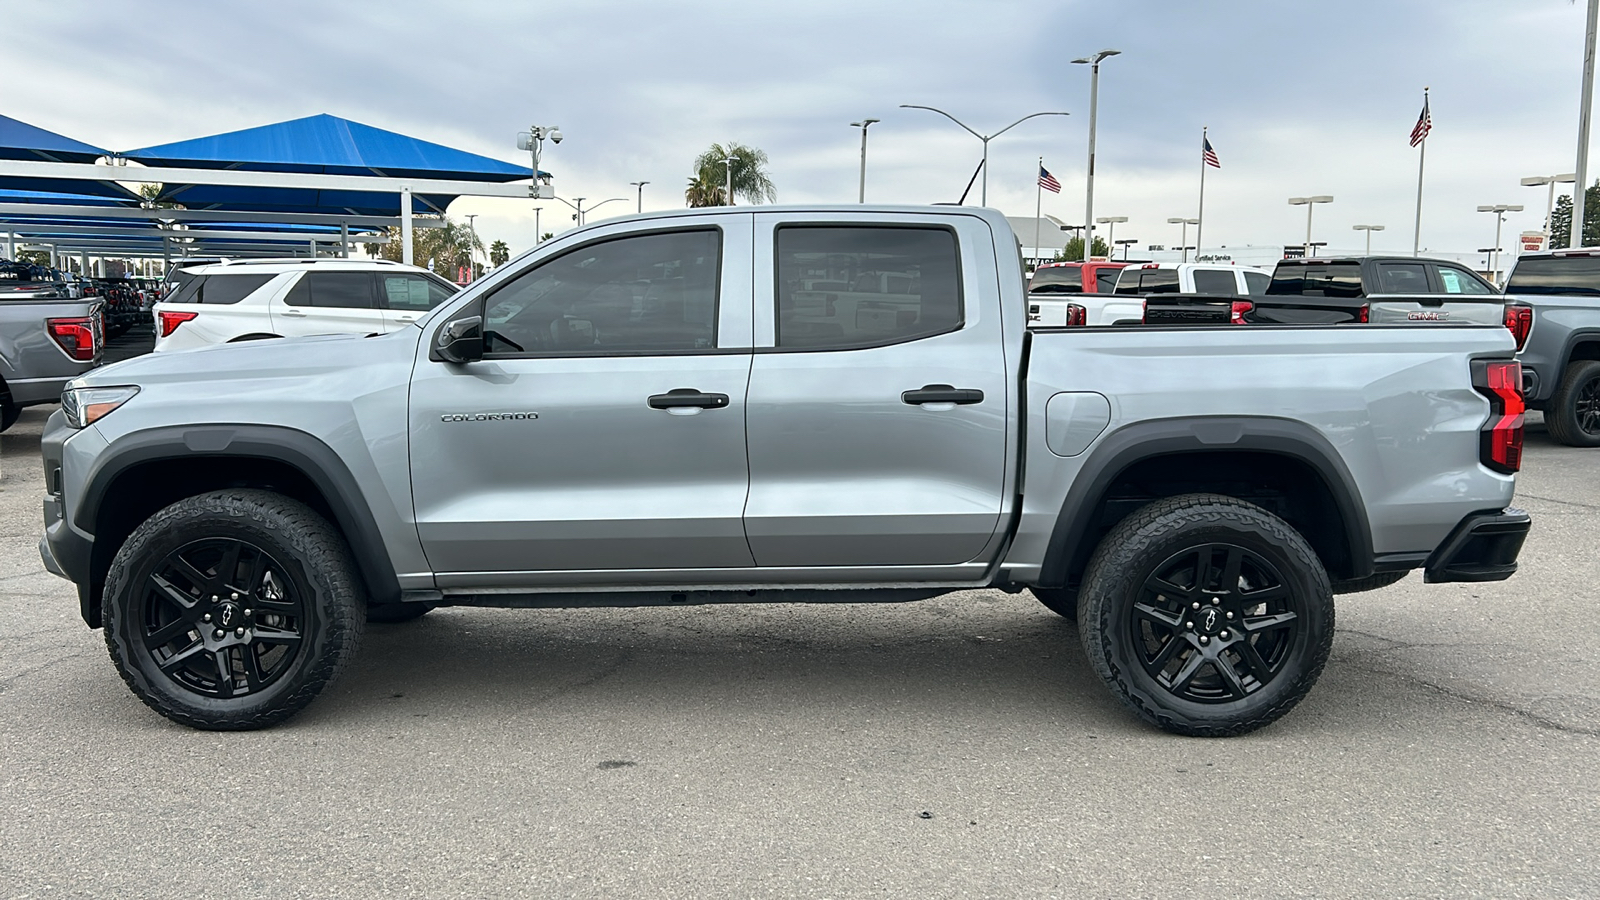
[{"left": 1424, "top": 507, "right": 1531, "bottom": 583}]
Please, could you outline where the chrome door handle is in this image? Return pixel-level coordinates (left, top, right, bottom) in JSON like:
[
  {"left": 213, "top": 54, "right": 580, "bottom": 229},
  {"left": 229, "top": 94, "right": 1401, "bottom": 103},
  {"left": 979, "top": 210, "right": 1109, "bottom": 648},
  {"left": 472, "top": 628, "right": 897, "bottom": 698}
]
[
  {"left": 395, "top": 314, "right": 418, "bottom": 323},
  {"left": 282, "top": 309, "right": 307, "bottom": 317}
]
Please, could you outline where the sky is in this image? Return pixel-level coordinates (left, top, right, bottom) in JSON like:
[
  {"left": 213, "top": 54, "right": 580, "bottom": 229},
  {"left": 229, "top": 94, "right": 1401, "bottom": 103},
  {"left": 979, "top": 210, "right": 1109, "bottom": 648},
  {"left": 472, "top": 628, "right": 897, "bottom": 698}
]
[{"left": 5, "top": 0, "right": 1596, "bottom": 259}]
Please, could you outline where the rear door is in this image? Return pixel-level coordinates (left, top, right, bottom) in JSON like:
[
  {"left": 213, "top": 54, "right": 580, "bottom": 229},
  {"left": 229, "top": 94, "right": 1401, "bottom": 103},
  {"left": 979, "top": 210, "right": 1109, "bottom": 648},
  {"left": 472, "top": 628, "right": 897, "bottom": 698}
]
[
  {"left": 743, "top": 212, "right": 1010, "bottom": 571},
  {"left": 273, "top": 271, "right": 388, "bottom": 337}
]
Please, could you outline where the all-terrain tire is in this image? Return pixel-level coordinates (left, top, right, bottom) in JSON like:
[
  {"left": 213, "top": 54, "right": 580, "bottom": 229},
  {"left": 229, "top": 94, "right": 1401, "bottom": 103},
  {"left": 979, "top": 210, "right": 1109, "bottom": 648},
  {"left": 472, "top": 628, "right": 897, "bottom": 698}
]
[
  {"left": 1077, "top": 493, "right": 1335, "bottom": 737},
  {"left": 102, "top": 489, "right": 365, "bottom": 730},
  {"left": 1031, "top": 587, "right": 1078, "bottom": 620},
  {"left": 1545, "top": 360, "right": 1600, "bottom": 448},
  {"left": 1330, "top": 570, "right": 1408, "bottom": 594}
]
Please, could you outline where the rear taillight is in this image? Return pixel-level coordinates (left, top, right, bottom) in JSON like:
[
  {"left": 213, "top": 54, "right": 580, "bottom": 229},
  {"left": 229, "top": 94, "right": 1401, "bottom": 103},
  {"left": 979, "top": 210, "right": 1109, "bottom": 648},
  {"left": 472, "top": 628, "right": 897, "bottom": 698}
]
[
  {"left": 46, "top": 316, "right": 98, "bottom": 361},
  {"left": 1066, "top": 303, "right": 1087, "bottom": 327},
  {"left": 1230, "top": 300, "right": 1253, "bottom": 325},
  {"left": 1504, "top": 304, "right": 1533, "bottom": 351},
  {"left": 1357, "top": 304, "right": 1370, "bottom": 324},
  {"left": 1474, "top": 360, "right": 1524, "bottom": 474},
  {"left": 158, "top": 310, "right": 198, "bottom": 338}
]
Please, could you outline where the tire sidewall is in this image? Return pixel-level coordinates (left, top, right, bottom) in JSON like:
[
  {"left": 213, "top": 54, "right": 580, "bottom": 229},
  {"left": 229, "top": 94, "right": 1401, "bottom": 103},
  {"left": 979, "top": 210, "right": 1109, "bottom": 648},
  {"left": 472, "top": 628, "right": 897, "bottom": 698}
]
[
  {"left": 1552, "top": 360, "right": 1600, "bottom": 448},
  {"left": 1083, "top": 501, "right": 1334, "bottom": 736},
  {"left": 104, "top": 493, "right": 355, "bottom": 728}
]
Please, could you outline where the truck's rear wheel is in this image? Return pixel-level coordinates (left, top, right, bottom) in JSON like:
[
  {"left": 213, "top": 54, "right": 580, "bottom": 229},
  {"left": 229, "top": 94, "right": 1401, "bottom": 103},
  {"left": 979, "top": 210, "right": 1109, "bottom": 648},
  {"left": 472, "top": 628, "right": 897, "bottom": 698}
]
[
  {"left": 1078, "top": 493, "right": 1334, "bottom": 737},
  {"left": 1546, "top": 360, "right": 1600, "bottom": 447},
  {"left": 0, "top": 397, "right": 18, "bottom": 433},
  {"left": 102, "top": 490, "right": 364, "bottom": 730}
]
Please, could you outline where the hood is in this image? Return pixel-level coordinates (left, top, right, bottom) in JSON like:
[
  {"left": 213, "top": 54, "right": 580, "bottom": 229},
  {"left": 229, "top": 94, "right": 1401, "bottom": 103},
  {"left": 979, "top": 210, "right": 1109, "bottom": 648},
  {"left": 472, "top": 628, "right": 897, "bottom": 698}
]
[{"left": 73, "top": 330, "right": 414, "bottom": 390}]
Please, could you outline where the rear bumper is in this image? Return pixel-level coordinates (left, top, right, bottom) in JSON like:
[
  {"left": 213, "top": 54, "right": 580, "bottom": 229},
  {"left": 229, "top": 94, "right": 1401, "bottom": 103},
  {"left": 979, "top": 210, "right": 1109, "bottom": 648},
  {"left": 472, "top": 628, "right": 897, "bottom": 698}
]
[{"left": 1424, "top": 507, "right": 1531, "bottom": 583}]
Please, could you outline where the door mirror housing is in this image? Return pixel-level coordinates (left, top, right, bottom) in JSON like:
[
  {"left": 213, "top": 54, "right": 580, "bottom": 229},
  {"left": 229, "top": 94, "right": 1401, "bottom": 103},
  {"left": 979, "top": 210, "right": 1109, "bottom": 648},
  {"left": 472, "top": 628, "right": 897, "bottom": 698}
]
[{"left": 436, "top": 315, "right": 484, "bottom": 364}]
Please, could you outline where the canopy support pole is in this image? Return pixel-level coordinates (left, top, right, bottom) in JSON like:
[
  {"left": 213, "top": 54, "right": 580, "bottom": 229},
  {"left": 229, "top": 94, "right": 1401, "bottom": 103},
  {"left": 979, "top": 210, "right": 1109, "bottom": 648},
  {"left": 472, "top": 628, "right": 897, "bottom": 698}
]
[
  {"left": 400, "top": 188, "right": 414, "bottom": 265},
  {"left": 6, "top": 231, "right": 13, "bottom": 259},
  {"left": 340, "top": 222, "right": 349, "bottom": 258}
]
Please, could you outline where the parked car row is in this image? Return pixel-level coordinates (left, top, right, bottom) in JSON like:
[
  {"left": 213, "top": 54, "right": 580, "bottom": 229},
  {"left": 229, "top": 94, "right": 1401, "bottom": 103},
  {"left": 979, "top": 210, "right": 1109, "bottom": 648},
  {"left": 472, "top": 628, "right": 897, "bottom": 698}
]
[{"left": 40, "top": 206, "right": 1529, "bottom": 739}]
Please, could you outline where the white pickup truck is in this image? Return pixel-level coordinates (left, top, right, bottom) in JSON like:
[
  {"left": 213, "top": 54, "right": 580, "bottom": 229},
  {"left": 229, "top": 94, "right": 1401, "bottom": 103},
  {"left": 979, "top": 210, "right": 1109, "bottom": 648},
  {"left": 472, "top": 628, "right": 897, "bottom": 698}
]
[{"left": 1030, "top": 262, "right": 1270, "bottom": 327}]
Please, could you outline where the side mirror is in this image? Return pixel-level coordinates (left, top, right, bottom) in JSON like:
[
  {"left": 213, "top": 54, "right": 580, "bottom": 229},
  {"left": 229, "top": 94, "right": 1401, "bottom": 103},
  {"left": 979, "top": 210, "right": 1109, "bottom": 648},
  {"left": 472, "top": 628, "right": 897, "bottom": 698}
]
[{"left": 436, "top": 315, "right": 484, "bottom": 364}]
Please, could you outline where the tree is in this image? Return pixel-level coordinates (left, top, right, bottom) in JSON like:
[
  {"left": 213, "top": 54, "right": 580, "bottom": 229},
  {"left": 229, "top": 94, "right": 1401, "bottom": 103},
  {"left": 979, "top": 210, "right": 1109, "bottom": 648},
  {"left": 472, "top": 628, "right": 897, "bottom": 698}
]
[
  {"left": 1055, "top": 235, "right": 1111, "bottom": 261},
  {"left": 489, "top": 239, "right": 510, "bottom": 267},
  {"left": 1549, "top": 183, "right": 1600, "bottom": 249},
  {"left": 365, "top": 218, "right": 482, "bottom": 278},
  {"left": 685, "top": 142, "right": 776, "bottom": 207}
]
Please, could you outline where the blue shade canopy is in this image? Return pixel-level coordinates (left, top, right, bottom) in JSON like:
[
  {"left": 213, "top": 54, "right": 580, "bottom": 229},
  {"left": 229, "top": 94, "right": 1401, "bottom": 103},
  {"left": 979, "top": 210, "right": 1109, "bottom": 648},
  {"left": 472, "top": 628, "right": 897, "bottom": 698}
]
[
  {"left": 0, "top": 115, "right": 137, "bottom": 199},
  {"left": 121, "top": 114, "right": 533, "bottom": 216}
]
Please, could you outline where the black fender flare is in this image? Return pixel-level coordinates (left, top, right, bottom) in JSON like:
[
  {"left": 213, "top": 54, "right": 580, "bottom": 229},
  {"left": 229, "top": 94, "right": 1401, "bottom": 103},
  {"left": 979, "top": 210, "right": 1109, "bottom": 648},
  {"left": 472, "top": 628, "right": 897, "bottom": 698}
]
[
  {"left": 1036, "top": 416, "right": 1375, "bottom": 588},
  {"left": 77, "top": 424, "right": 402, "bottom": 605},
  {"left": 1557, "top": 328, "right": 1600, "bottom": 378}
]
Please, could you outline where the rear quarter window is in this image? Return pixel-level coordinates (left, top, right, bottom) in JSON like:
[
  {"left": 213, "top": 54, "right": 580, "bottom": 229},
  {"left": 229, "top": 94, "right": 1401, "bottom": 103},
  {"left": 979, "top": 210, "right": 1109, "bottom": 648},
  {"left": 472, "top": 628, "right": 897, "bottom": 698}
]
[{"left": 1266, "top": 262, "right": 1363, "bottom": 298}]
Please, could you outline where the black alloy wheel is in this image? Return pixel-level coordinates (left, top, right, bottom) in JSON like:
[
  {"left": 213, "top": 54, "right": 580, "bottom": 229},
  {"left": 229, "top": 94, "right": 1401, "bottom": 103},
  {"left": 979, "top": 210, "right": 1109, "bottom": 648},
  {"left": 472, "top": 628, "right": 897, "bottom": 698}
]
[
  {"left": 1129, "top": 544, "right": 1300, "bottom": 704},
  {"left": 1078, "top": 493, "right": 1334, "bottom": 737},
  {"left": 137, "top": 538, "right": 305, "bottom": 700},
  {"left": 1548, "top": 360, "right": 1600, "bottom": 447},
  {"left": 103, "top": 490, "right": 363, "bottom": 730}
]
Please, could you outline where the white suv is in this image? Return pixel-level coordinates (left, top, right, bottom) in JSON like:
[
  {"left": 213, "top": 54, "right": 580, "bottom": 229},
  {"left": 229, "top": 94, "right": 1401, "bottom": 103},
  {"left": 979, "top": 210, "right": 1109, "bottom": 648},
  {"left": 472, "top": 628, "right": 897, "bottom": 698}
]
[{"left": 152, "top": 258, "right": 459, "bottom": 352}]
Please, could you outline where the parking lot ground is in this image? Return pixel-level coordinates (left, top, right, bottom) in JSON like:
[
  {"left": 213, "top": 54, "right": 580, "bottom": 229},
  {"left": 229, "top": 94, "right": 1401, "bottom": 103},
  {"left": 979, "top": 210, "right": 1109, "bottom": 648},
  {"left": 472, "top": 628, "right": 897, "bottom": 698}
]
[{"left": 2, "top": 406, "right": 1597, "bottom": 898}]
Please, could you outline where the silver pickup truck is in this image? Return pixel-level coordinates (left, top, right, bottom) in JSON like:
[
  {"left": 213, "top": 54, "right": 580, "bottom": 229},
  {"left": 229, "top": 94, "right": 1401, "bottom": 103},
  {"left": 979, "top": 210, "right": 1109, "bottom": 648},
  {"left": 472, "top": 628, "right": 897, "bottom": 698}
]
[
  {"left": 1, "top": 263, "right": 104, "bottom": 431},
  {"left": 38, "top": 206, "right": 1530, "bottom": 737}
]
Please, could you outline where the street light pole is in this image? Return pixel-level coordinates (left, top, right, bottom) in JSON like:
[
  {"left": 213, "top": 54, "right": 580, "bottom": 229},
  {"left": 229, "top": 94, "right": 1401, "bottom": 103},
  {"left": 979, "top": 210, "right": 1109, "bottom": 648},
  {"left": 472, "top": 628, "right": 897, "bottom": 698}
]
[
  {"left": 1096, "top": 215, "right": 1128, "bottom": 256},
  {"left": 1352, "top": 224, "right": 1385, "bottom": 256},
  {"left": 850, "top": 119, "right": 880, "bottom": 203},
  {"left": 1521, "top": 174, "right": 1577, "bottom": 233},
  {"left": 1072, "top": 49, "right": 1120, "bottom": 261},
  {"left": 723, "top": 155, "right": 739, "bottom": 206},
  {"left": 629, "top": 181, "right": 650, "bottom": 214},
  {"left": 464, "top": 213, "right": 478, "bottom": 281},
  {"left": 1576, "top": 0, "right": 1599, "bottom": 248},
  {"left": 1167, "top": 217, "right": 1198, "bottom": 262},
  {"left": 533, "top": 207, "right": 542, "bottom": 244},
  {"left": 1289, "top": 196, "right": 1334, "bottom": 256},
  {"left": 900, "top": 105, "right": 1070, "bottom": 206},
  {"left": 1477, "top": 203, "right": 1525, "bottom": 284}
]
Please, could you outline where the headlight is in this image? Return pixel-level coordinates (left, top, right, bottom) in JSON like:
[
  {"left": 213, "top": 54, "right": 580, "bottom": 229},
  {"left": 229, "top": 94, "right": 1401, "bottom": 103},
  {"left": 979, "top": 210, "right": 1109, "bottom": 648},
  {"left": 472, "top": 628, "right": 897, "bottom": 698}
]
[{"left": 61, "top": 385, "right": 139, "bottom": 429}]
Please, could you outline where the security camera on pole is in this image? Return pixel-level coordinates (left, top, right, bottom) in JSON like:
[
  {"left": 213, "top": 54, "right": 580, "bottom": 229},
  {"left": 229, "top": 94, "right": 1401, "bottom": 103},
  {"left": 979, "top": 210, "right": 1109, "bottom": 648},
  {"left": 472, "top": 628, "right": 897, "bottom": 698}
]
[{"left": 516, "top": 125, "right": 561, "bottom": 202}]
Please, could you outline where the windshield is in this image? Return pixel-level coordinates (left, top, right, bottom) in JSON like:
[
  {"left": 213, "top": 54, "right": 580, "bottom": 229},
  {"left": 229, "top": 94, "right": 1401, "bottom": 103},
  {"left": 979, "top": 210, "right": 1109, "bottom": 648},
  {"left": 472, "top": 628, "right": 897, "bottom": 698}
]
[
  {"left": 1506, "top": 255, "right": 1600, "bottom": 295},
  {"left": 1029, "top": 266, "right": 1082, "bottom": 293}
]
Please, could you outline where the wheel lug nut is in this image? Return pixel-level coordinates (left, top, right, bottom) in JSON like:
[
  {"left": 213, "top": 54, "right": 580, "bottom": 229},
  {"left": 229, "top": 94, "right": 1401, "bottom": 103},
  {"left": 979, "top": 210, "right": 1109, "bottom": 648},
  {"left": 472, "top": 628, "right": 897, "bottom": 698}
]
[
  {"left": 1220, "top": 630, "right": 1231, "bottom": 639},
  {"left": 1225, "top": 611, "right": 1234, "bottom": 620},
  {"left": 202, "top": 613, "right": 212, "bottom": 622},
  {"left": 1199, "top": 635, "right": 1210, "bottom": 645},
  {"left": 234, "top": 627, "right": 245, "bottom": 637},
  {"left": 211, "top": 596, "right": 219, "bottom": 602},
  {"left": 1192, "top": 601, "right": 1201, "bottom": 609},
  {"left": 1186, "top": 622, "right": 1194, "bottom": 630},
  {"left": 1211, "top": 597, "right": 1221, "bottom": 605},
  {"left": 244, "top": 609, "right": 253, "bottom": 617},
  {"left": 213, "top": 629, "right": 225, "bottom": 639},
  {"left": 231, "top": 592, "right": 240, "bottom": 600}
]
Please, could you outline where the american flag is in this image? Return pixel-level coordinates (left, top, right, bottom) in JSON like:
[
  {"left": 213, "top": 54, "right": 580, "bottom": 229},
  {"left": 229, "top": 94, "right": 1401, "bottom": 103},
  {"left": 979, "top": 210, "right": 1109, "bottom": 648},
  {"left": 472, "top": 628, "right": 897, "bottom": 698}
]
[
  {"left": 1203, "top": 136, "right": 1220, "bottom": 169},
  {"left": 1410, "top": 94, "right": 1432, "bottom": 147},
  {"left": 1038, "top": 166, "right": 1061, "bottom": 193}
]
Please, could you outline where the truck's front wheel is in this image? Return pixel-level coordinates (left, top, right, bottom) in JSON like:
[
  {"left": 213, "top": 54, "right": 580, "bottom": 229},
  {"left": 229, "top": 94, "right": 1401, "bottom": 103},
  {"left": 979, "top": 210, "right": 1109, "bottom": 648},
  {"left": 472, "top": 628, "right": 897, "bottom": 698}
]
[
  {"left": 1078, "top": 494, "right": 1334, "bottom": 737},
  {"left": 102, "top": 490, "right": 365, "bottom": 730}
]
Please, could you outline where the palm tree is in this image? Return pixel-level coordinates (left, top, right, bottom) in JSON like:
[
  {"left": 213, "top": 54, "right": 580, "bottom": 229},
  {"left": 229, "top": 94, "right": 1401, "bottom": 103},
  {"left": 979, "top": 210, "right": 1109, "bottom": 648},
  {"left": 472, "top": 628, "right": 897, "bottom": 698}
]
[
  {"left": 414, "top": 218, "right": 483, "bottom": 278},
  {"left": 489, "top": 239, "right": 510, "bottom": 267},
  {"left": 685, "top": 142, "right": 776, "bottom": 207}
]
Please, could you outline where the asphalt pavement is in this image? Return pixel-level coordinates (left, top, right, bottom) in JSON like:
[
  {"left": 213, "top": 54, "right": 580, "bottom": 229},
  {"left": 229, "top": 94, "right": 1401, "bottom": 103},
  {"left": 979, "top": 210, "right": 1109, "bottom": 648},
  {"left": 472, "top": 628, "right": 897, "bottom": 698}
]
[{"left": 2, "top": 404, "right": 1596, "bottom": 899}]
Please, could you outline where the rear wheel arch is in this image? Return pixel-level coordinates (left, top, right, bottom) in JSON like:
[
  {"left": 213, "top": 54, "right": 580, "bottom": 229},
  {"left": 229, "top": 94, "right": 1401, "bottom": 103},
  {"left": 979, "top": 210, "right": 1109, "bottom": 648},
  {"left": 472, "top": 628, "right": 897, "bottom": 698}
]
[
  {"left": 1037, "top": 417, "right": 1372, "bottom": 591},
  {"left": 79, "top": 426, "right": 401, "bottom": 626}
]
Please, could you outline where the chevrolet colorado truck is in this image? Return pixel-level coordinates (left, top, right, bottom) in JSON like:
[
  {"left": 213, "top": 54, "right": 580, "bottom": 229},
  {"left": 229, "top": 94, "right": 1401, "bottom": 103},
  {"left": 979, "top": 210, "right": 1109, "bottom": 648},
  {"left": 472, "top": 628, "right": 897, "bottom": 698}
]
[
  {"left": 38, "top": 206, "right": 1531, "bottom": 737},
  {"left": 2, "top": 261, "right": 104, "bottom": 431}
]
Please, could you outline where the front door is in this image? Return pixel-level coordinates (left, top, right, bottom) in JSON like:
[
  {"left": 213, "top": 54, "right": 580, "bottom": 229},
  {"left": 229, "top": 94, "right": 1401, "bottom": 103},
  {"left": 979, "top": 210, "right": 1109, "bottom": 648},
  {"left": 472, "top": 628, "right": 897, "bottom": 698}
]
[
  {"left": 409, "top": 217, "right": 756, "bottom": 583},
  {"left": 742, "top": 214, "right": 1012, "bottom": 568}
]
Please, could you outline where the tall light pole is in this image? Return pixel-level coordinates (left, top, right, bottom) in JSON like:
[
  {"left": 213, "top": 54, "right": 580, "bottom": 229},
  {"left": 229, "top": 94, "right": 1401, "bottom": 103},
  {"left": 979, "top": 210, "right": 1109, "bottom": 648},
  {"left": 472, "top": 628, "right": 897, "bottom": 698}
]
[
  {"left": 1167, "top": 217, "right": 1199, "bottom": 262},
  {"left": 630, "top": 181, "right": 650, "bottom": 213},
  {"left": 533, "top": 207, "right": 542, "bottom": 244},
  {"left": 850, "top": 119, "right": 880, "bottom": 203},
  {"left": 722, "top": 155, "right": 740, "bottom": 206},
  {"left": 900, "top": 105, "right": 1070, "bottom": 206},
  {"left": 1115, "top": 238, "right": 1138, "bottom": 260},
  {"left": 1351, "top": 224, "right": 1385, "bottom": 256},
  {"left": 1072, "top": 49, "right": 1120, "bottom": 261},
  {"left": 1520, "top": 173, "right": 1577, "bottom": 233},
  {"left": 1096, "top": 215, "right": 1128, "bottom": 257},
  {"left": 464, "top": 213, "right": 478, "bottom": 281},
  {"left": 1288, "top": 196, "right": 1334, "bottom": 256},
  {"left": 558, "top": 196, "right": 630, "bottom": 227},
  {"left": 1477, "top": 203, "right": 1525, "bottom": 284},
  {"left": 1575, "top": 0, "right": 1598, "bottom": 248}
]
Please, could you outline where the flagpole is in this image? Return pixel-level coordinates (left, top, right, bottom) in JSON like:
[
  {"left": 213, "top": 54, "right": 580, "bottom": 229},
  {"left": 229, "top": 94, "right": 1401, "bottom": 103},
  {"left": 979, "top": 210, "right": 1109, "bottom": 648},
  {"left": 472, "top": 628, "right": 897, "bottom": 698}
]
[
  {"left": 1195, "top": 126, "right": 1208, "bottom": 255},
  {"left": 1413, "top": 87, "right": 1428, "bottom": 257},
  {"left": 1034, "top": 157, "right": 1043, "bottom": 266}
]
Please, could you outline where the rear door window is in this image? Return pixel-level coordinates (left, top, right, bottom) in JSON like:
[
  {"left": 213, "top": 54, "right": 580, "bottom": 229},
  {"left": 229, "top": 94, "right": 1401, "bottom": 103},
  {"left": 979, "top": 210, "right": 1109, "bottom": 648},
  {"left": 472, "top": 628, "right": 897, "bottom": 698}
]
[
  {"left": 1376, "top": 262, "right": 1431, "bottom": 293},
  {"left": 284, "top": 272, "right": 378, "bottom": 308},
  {"left": 1094, "top": 269, "right": 1121, "bottom": 293},
  {"left": 380, "top": 273, "right": 457, "bottom": 311},
  {"left": 1435, "top": 265, "right": 1495, "bottom": 295},
  {"left": 195, "top": 273, "right": 275, "bottom": 304},
  {"left": 1028, "top": 266, "right": 1082, "bottom": 294},
  {"left": 776, "top": 226, "right": 962, "bottom": 350},
  {"left": 1115, "top": 268, "right": 1181, "bottom": 294},
  {"left": 1243, "top": 271, "right": 1270, "bottom": 294},
  {"left": 1191, "top": 269, "right": 1238, "bottom": 295}
]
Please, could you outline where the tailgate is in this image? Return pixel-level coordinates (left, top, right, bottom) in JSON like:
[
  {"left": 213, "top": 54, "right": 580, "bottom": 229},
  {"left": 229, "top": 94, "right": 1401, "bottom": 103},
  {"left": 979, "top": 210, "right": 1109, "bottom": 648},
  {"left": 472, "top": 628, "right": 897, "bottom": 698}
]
[{"left": 1368, "top": 295, "right": 1505, "bottom": 325}]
